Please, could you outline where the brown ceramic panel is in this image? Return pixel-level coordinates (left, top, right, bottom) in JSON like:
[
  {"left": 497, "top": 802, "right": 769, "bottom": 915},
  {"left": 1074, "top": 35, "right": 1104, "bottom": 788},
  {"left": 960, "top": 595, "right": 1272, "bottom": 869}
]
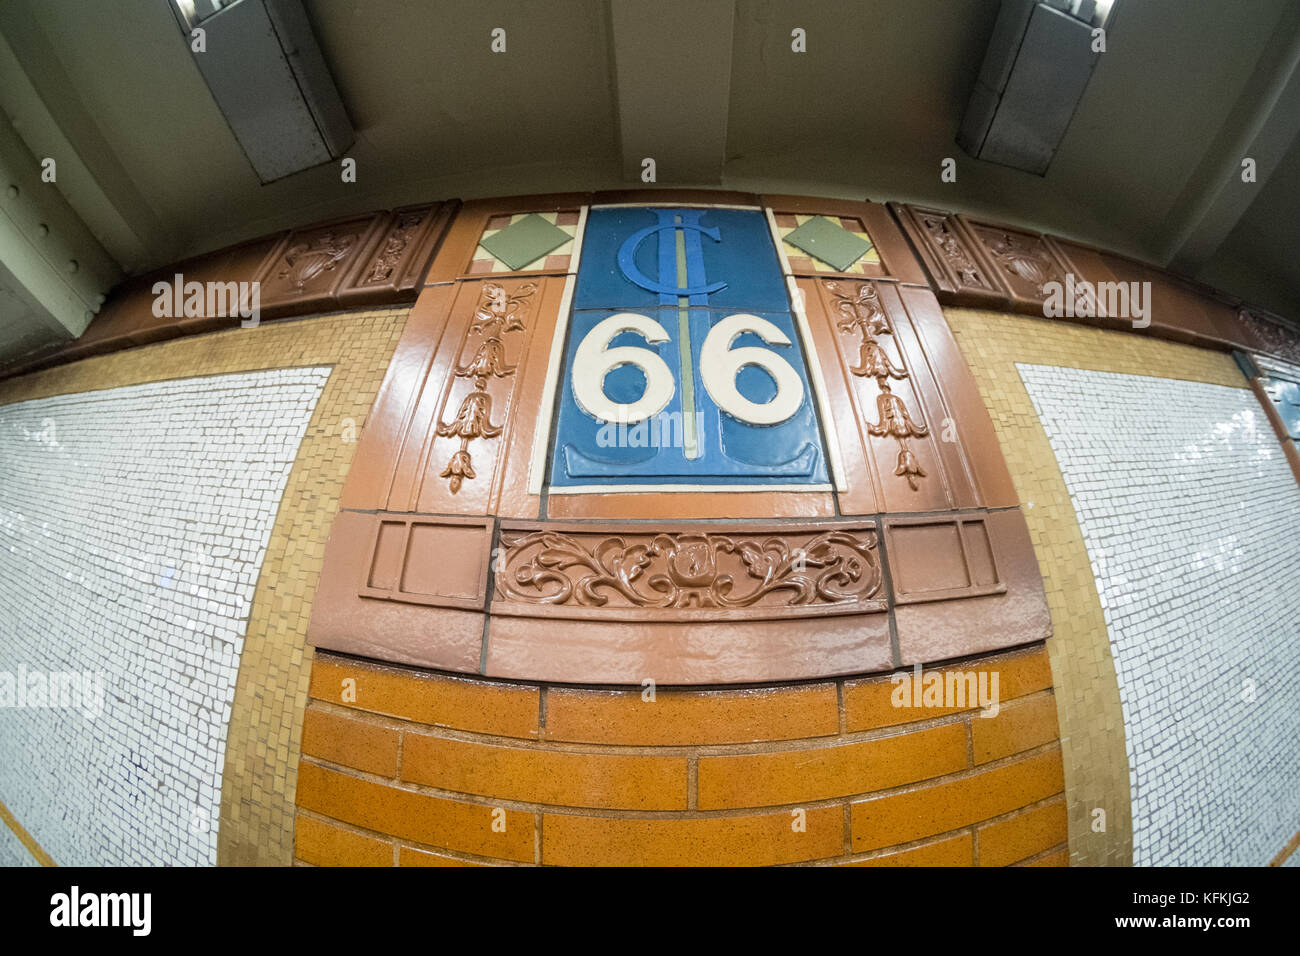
[
  {"left": 309, "top": 193, "right": 1054, "bottom": 685},
  {"left": 485, "top": 612, "right": 893, "bottom": 685},
  {"left": 68, "top": 233, "right": 286, "bottom": 353},
  {"left": 257, "top": 213, "right": 386, "bottom": 319},
  {"left": 305, "top": 510, "right": 484, "bottom": 672},
  {"left": 894, "top": 508, "right": 1051, "bottom": 665},
  {"left": 487, "top": 278, "right": 569, "bottom": 519},
  {"left": 1248, "top": 377, "right": 1300, "bottom": 486},
  {"left": 765, "top": 194, "right": 928, "bottom": 285},
  {"left": 1036, "top": 236, "right": 1134, "bottom": 335},
  {"left": 792, "top": 275, "right": 880, "bottom": 515},
  {"left": 1094, "top": 253, "right": 1232, "bottom": 348},
  {"left": 1235, "top": 308, "right": 1300, "bottom": 366},
  {"left": 382, "top": 276, "right": 562, "bottom": 516},
  {"left": 966, "top": 221, "right": 1068, "bottom": 312},
  {"left": 894, "top": 284, "right": 1020, "bottom": 508},
  {"left": 424, "top": 193, "right": 591, "bottom": 284},
  {"left": 805, "top": 276, "right": 953, "bottom": 513},
  {"left": 357, "top": 514, "right": 494, "bottom": 610},
  {"left": 889, "top": 203, "right": 1010, "bottom": 307},
  {"left": 338, "top": 201, "right": 459, "bottom": 306},
  {"left": 492, "top": 520, "right": 887, "bottom": 621},
  {"left": 883, "top": 515, "right": 1007, "bottom": 604},
  {"left": 339, "top": 283, "right": 459, "bottom": 511}
]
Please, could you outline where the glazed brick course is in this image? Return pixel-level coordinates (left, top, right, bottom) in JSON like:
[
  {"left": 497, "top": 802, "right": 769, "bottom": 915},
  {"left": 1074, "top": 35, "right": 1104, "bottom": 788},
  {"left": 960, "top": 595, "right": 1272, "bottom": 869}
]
[{"left": 295, "top": 644, "right": 1066, "bottom": 866}]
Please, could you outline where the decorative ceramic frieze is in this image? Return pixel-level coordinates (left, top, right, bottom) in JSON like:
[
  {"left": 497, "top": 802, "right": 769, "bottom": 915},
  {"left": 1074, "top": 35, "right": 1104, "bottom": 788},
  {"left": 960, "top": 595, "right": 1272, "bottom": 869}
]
[
  {"left": 257, "top": 214, "right": 386, "bottom": 317},
  {"left": 1238, "top": 307, "right": 1300, "bottom": 366},
  {"left": 495, "top": 525, "right": 884, "bottom": 615},
  {"left": 966, "top": 223, "right": 1068, "bottom": 307},
  {"left": 888, "top": 203, "right": 1007, "bottom": 305}
]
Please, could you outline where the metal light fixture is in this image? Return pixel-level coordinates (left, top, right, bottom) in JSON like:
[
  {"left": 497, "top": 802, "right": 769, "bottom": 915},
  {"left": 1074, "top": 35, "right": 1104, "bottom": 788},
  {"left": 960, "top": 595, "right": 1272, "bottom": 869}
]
[
  {"left": 168, "top": 0, "right": 354, "bottom": 184},
  {"left": 958, "top": 0, "right": 1115, "bottom": 175}
]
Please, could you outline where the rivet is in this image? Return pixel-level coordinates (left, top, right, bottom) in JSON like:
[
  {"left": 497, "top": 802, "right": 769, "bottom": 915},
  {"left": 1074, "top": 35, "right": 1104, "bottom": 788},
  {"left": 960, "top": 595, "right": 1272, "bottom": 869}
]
[
  {"left": 67, "top": 259, "right": 79, "bottom": 274},
  {"left": 37, "top": 223, "right": 49, "bottom": 238},
  {"left": 5, "top": 185, "right": 17, "bottom": 199}
]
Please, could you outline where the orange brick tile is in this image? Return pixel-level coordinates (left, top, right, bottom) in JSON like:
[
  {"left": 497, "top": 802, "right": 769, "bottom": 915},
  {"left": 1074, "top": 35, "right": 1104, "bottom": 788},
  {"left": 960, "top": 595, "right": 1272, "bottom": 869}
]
[
  {"left": 399, "top": 846, "right": 493, "bottom": 867},
  {"left": 541, "top": 806, "right": 842, "bottom": 866},
  {"left": 401, "top": 734, "right": 688, "bottom": 810},
  {"left": 1025, "top": 847, "right": 1069, "bottom": 867},
  {"left": 300, "top": 705, "right": 399, "bottom": 777},
  {"left": 294, "top": 814, "right": 392, "bottom": 867},
  {"left": 844, "top": 644, "right": 1053, "bottom": 732},
  {"left": 310, "top": 654, "right": 539, "bottom": 738},
  {"left": 844, "top": 831, "right": 973, "bottom": 867},
  {"left": 977, "top": 798, "right": 1068, "bottom": 867},
  {"left": 544, "top": 683, "right": 839, "bottom": 745},
  {"left": 971, "top": 691, "right": 1060, "bottom": 764},
  {"left": 851, "top": 746, "right": 1065, "bottom": 851},
  {"left": 697, "top": 721, "right": 967, "bottom": 809},
  {"left": 296, "top": 761, "right": 533, "bottom": 862}
]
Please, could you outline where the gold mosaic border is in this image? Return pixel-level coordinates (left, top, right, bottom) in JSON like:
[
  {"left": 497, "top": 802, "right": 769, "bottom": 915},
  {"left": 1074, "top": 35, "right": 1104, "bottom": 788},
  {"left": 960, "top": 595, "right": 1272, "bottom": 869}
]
[
  {"left": 943, "top": 307, "right": 1247, "bottom": 866},
  {"left": 0, "top": 309, "right": 409, "bottom": 865}
]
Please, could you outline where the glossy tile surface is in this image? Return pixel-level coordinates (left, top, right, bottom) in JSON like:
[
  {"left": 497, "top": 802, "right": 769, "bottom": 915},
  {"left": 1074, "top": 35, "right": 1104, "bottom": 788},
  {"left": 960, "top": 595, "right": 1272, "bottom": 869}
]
[
  {"left": 0, "top": 368, "right": 329, "bottom": 865},
  {"left": 1019, "top": 363, "right": 1300, "bottom": 866}
]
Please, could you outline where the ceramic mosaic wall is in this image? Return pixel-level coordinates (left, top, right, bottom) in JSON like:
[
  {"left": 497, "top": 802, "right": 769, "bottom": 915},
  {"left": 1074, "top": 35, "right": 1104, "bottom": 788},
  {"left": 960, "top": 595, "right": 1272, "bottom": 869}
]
[
  {"left": 0, "top": 368, "right": 329, "bottom": 865},
  {"left": 1017, "top": 364, "right": 1300, "bottom": 866}
]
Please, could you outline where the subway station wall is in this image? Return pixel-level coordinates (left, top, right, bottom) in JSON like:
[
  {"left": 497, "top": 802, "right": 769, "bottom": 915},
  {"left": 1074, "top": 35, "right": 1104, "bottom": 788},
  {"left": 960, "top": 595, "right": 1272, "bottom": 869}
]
[{"left": 0, "top": 191, "right": 1297, "bottom": 867}]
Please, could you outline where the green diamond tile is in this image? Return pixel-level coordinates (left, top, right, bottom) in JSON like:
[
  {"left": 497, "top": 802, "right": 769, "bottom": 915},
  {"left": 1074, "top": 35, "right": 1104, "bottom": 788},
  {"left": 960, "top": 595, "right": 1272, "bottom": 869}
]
[
  {"left": 784, "top": 216, "right": 873, "bottom": 272},
  {"left": 479, "top": 214, "right": 570, "bottom": 271}
]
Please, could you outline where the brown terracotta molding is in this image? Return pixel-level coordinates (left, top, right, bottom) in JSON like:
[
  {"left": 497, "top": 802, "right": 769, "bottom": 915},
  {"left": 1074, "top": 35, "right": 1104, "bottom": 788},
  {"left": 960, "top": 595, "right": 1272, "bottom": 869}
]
[
  {"left": 889, "top": 200, "right": 1300, "bottom": 364},
  {"left": 1241, "top": 354, "right": 1300, "bottom": 486},
  {"left": 0, "top": 201, "right": 459, "bottom": 381},
  {"left": 309, "top": 507, "right": 1048, "bottom": 685}
]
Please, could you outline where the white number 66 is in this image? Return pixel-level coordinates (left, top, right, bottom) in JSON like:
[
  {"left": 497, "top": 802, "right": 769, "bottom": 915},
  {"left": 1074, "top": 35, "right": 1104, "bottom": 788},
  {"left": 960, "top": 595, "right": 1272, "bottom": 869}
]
[{"left": 572, "top": 312, "right": 804, "bottom": 426}]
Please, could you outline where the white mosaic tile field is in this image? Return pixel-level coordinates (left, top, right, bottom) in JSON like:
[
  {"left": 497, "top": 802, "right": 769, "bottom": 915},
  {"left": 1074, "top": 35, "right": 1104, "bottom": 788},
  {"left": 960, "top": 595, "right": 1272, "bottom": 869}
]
[
  {"left": 1019, "top": 364, "right": 1300, "bottom": 866},
  {"left": 0, "top": 368, "right": 329, "bottom": 865}
]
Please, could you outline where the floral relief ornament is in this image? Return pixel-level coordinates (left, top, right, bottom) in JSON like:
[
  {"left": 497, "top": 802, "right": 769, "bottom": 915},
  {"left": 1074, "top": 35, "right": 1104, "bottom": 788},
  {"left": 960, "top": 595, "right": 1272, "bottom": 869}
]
[
  {"left": 435, "top": 281, "right": 537, "bottom": 493},
  {"left": 823, "top": 279, "right": 929, "bottom": 490},
  {"left": 278, "top": 230, "right": 358, "bottom": 290},
  {"left": 984, "top": 231, "right": 1060, "bottom": 293},
  {"left": 920, "top": 213, "right": 985, "bottom": 287},
  {"left": 497, "top": 529, "right": 882, "bottom": 609}
]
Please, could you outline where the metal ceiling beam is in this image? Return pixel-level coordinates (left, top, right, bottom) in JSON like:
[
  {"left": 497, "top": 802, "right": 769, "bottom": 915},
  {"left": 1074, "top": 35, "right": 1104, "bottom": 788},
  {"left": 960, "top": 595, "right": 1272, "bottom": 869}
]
[
  {"left": 1163, "top": 6, "right": 1300, "bottom": 275},
  {"left": 0, "top": 8, "right": 169, "bottom": 274},
  {"left": 609, "top": 0, "right": 735, "bottom": 185},
  {"left": 0, "top": 104, "right": 118, "bottom": 350}
]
